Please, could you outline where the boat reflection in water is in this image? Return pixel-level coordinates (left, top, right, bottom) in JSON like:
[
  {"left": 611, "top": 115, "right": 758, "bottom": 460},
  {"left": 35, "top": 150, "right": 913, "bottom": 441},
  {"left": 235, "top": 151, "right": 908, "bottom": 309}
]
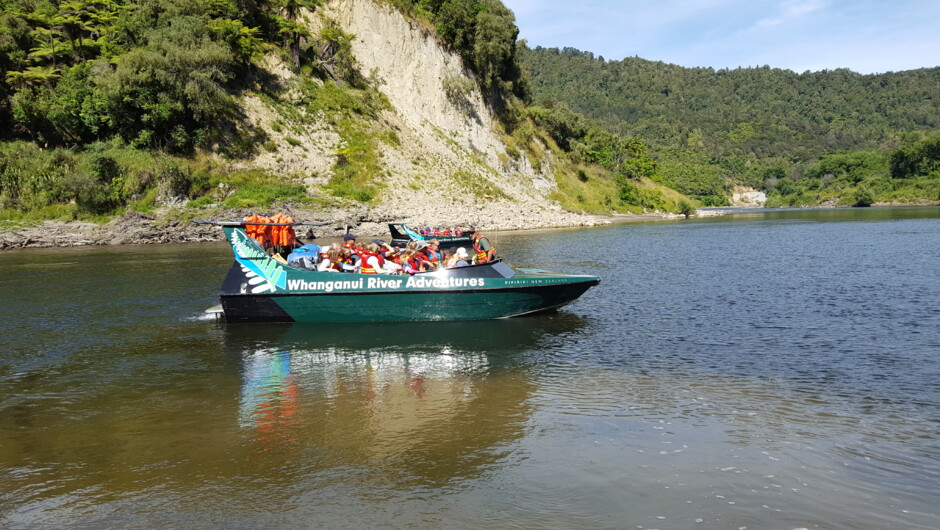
[{"left": 228, "top": 314, "right": 587, "bottom": 485}]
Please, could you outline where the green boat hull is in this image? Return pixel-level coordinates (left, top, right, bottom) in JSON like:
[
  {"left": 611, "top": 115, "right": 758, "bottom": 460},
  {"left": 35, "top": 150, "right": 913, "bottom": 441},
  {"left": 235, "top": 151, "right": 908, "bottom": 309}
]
[{"left": 217, "top": 226, "right": 599, "bottom": 323}]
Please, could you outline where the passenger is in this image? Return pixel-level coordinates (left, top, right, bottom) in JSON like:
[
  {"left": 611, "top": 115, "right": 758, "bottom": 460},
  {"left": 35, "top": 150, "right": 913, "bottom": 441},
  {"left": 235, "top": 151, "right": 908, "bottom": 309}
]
[
  {"left": 360, "top": 243, "right": 385, "bottom": 274},
  {"left": 453, "top": 247, "right": 470, "bottom": 267},
  {"left": 469, "top": 228, "right": 496, "bottom": 263},
  {"left": 338, "top": 247, "right": 358, "bottom": 273},
  {"left": 408, "top": 241, "right": 428, "bottom": 270},
  {"left": 422, "top": 239, "right": 443, "bottom": 270},
  {"left": 415, "top": 243, "right": 436, "bottom": 271},
  {"left": 382, "top": 248, "right": 404, "bottom": 275},
  {"left": 372, "top": 239, "right": 396, "bottom": 260},
  {"left": 318, "top": 247, "right": 342, "bottom": 272},
  {"left": 442, "top": 247, "right": 457, "bottom": 268},
  {"left": 342, "top": 232, "right": 357, "bottom": 249},
  {"left": 401, "top": 249, "right": 420, "bottom": 275}
]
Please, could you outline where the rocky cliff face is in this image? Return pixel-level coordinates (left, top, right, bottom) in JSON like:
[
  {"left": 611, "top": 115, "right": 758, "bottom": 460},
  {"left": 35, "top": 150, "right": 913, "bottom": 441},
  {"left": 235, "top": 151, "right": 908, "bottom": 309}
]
[
  {"left": 233, "top": 0, "right": 593, "bottom": 232},
  {"left": 730, "top": 187, "right": 767, "bottom": 208},
  {"left": 0, "top": 1, "right": 618, "bottom": 250}
]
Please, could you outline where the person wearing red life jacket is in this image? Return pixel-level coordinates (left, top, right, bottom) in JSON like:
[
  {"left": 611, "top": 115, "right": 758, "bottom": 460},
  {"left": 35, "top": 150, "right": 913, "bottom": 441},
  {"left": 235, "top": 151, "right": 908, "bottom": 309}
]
[
  {"left": 336, "top": 247, "right": 358, "bottom": 272},
  {"left": 470, "top": 228, "right": 496, "bottom": 263},
  {"left": 318, "top": 247, "right": 342, "bottom": 272},
  {"left": 383, "top": 249, "right": 403, "bottom": 274},
  {"left": 359, "top": 243, "right": 386, "bottom": 274},
  {"left": 401, "top": 249, "right": 420, "bottom": 275},
  {"left": 421, "top": 239, "right": 443, "bottom": 270},
  {"left": 405, "top": 241, "right": 431, "bottom": 272}
]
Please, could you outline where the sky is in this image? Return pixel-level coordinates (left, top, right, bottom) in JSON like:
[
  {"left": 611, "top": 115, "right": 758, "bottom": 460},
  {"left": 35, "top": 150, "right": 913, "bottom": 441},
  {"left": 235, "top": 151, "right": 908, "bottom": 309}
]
[{"left": 501, "top": 0, "right": 940, "bottom": 74}]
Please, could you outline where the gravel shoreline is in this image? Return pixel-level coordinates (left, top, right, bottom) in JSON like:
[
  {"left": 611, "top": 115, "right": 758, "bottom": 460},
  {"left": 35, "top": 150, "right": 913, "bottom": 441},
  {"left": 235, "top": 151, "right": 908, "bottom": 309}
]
[{"left": 0, "top": 206, "right": 690, "bottom": 250}]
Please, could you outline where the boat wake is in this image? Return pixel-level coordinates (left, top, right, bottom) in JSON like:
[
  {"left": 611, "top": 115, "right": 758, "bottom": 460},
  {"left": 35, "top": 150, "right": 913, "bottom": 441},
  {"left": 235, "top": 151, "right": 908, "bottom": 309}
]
[{"left": 183, "top": 311, "right": 221, "bottom": 322}]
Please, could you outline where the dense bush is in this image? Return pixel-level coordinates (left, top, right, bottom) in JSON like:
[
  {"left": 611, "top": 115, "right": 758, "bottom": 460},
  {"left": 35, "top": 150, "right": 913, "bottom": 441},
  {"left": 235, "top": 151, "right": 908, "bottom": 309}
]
[
  {"left": 520, "top": 44, "right": 940, "bottom": 205},
  {"left": 392, "top": 0, "right": 528, "bottom": 99},
  {"left": 890, "top": 132, "right": 940, "bottom": 179},
  {"left": 0, "top": 0, "right": 326, "bottom": 150}
]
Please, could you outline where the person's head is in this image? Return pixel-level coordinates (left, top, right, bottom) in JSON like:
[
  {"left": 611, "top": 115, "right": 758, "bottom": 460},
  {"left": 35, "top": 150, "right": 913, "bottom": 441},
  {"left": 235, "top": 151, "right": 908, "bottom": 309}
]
[
  {"left": 406, "top": 241, "right": 418, "bottom": 251},
  {"left": 456, "top": 247, "right": 469, "bottom": 259},
  {"left": 367, "top": 243, "right": 380, "bottom": 253},
  {"left": 444, "top": 247, "right": 455, "bottom": 257},
  {"left": 340, "top": 247, "right": 352, "bottom": 258},
  {"left": 343, "top": 233, "right": 356, "bottom": 244},
  {"left": 429, "top": 238, "right": 440, "bottom": 248},
  {"left": 469, "top": 227, "right": 479, "bottom": 239},
  {"left": 327, "top": 247, "right": 340, "bottom": 261}
]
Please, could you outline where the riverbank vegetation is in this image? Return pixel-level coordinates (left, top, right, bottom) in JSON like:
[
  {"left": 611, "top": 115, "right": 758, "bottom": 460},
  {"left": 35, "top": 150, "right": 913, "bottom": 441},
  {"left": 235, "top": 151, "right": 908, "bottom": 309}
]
[
  {"left": 0, "top": 0, "right": 375, "bottom": 221},
  {"left": 0, "top": 0, "right": 693, "bottom": 223},
  {"left": 519, "top": 46, "right": 940, "bottom": 206},
  {"left": 3, "top": 1, "right": 936, "bottom": 228}
]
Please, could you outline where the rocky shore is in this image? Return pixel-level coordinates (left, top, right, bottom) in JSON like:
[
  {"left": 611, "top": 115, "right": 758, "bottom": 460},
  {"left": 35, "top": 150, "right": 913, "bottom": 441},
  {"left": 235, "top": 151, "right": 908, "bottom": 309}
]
[{"left": 0, "top": 205, "right": 677, "bottom": 250}]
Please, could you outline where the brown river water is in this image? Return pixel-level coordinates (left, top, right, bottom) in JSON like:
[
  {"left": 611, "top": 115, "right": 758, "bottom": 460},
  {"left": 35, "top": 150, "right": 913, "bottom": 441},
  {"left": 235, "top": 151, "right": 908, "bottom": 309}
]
[{"left": 1, "top": 207, "right": 939, "bottom": 528}]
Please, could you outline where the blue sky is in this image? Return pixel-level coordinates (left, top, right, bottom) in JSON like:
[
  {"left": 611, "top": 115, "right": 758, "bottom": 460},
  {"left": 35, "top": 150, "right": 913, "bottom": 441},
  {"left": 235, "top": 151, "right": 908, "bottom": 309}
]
[{"left": 502, "top": 0, "right": 940, "bottom": 73}]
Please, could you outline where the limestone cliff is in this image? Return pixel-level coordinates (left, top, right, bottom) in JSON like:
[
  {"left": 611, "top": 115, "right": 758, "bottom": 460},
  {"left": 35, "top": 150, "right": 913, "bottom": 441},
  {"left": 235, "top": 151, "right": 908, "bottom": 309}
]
[{"left": 229, "top": 0, "right": 593, "bottom": 232}]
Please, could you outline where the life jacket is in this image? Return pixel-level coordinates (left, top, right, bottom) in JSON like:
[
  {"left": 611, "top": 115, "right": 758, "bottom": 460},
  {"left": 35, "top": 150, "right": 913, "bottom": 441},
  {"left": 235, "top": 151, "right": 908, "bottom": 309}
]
[
  {"left": 405, "top": 255, "right": 422, "bottom": 274},
  {"left": 243, "top": 215, "right": 274, "bottom": 248},
  {"left": 338, "top": 254, "right": 356, "bottom": 272},
  {"left": 473, "top": 237, "right": 494, "bottom": 263},
  {"left": 271, "top": 213, "right": 297, "bottom": 248},
  {"left": 360, "top": 251, "right": 385, "bottom": 274},
  {"left": 423, "top": 247, "right": 442, "bottom": 266}
]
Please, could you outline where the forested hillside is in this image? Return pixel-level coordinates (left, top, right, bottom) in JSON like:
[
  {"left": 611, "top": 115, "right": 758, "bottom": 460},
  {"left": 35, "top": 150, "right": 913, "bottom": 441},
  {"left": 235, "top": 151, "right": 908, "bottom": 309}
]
[
  {"left": 1, "top": 0, "right": 694, "bottom": 228},
  {"left": 520, "top": 45, "right": 940, "bottom": 206}
]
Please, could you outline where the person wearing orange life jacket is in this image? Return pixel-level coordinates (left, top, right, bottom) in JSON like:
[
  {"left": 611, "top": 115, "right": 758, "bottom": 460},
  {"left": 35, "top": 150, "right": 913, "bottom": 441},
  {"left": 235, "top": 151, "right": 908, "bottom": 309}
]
[{"left": 469, "top": 228, "right": 496, "bottom": 263}]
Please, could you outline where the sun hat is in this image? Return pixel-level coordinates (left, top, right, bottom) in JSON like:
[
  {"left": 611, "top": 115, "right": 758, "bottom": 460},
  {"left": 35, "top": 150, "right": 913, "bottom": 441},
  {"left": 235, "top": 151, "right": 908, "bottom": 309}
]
[{"left": 456, "top": 247, "right": 468, "bottom": 258}]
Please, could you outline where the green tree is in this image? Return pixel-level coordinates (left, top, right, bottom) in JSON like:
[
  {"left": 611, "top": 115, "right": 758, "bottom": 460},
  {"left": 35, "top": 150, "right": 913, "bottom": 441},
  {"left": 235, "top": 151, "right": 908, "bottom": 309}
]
[
  {"left": 472, "top": 0, "right": 516, "bottom": 90},
  {"left": 890, "top": 132, "right": 940, "bottom": 178},
  {"left": 93, "top": 15, "right": 236, "bottom": 150}
]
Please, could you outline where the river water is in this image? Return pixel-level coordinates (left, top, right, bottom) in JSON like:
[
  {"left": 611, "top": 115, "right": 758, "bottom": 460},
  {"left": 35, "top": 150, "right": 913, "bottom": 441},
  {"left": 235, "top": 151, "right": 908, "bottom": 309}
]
[{"left": 1, "top": 207, "right": 938, "bottom": 528}]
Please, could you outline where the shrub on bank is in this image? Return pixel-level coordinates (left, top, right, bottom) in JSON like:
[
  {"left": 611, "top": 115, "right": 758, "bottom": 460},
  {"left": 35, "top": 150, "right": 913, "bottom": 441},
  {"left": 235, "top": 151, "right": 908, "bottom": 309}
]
[{"left": 0, "top": 141, "right": 312, "bottom": 220}]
